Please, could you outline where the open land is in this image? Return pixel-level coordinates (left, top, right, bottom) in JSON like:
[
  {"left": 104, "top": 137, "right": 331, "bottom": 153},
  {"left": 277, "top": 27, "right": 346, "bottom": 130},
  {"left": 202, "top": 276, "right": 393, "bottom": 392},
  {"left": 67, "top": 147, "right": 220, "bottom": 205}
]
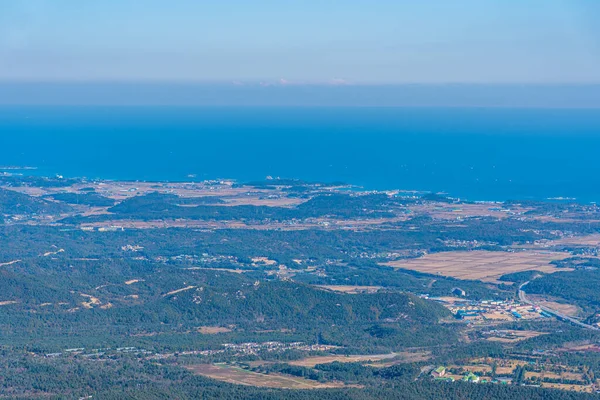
[
  {"left": 287, "top": 352, "right": 426, "bottom": 368},
  {"left": 185, "top": 363, "right": 347, "bottom": 389},
  {"left": 384, "top": 250, "right": 573, "bottom": 282},
  {"left": 528, "top": 295, "right": 582, "bottom": 317}
]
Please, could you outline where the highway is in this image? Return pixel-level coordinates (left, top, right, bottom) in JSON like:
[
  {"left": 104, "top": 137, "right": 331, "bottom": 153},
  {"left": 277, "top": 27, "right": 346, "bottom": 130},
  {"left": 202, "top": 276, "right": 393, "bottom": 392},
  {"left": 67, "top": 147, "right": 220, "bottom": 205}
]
[{"left": 518, "top": 281, "right": 600, "bottom": 331}]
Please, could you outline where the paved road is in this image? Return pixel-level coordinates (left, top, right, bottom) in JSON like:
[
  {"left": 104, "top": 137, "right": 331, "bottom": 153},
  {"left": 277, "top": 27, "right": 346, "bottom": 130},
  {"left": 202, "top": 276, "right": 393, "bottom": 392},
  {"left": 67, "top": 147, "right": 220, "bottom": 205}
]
[{"left": 518, "top": 281, "right": 600, "bottom": 331}]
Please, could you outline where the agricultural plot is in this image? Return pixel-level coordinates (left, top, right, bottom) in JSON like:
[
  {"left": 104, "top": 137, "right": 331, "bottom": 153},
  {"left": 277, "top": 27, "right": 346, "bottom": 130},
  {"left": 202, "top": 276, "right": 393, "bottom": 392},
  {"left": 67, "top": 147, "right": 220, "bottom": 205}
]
[
  {"left": 444, "top": 357, "right": 596, "bottom": 392},
  {"left": 287, "top": 352, "right": 427, "bottom": 368},
  {"left": 198, "top": 326, "right": 233, "bottom": 334},
  {"left": 550, "top": 234, "right": 600, "bottom": 247},
  {"left": 528, "top": 295, "right": 582, "bottom": 317},
  {"left": 384, "top": 250, "right": 572, "bottom": 282},
  {"left": 185, "top": 363, "right": 345, "bottom": 389}
]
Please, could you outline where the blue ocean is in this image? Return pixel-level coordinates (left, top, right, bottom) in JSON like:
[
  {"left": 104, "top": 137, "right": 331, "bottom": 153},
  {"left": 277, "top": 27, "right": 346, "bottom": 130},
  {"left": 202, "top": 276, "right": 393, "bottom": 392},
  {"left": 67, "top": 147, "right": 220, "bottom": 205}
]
[{"left": 1, "top": 106, "right": 600, "bottom": 202}]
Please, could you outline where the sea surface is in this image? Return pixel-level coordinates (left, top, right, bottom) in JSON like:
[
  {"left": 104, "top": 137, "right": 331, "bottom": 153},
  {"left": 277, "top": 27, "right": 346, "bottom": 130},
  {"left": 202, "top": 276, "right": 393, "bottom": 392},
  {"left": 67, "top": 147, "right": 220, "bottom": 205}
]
[{"left": 1, "top": 106, "right": 600, "bottom": 202}]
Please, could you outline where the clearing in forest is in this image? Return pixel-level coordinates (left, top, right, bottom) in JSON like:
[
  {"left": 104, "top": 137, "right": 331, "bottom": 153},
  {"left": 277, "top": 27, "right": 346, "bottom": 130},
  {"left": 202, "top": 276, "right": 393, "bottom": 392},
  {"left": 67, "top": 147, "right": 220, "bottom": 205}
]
[
  {"left": 185, "top": 363, "right": 347, "bottom": 389},
  {"left": 384, "top": 250, "right": 572, "bottom": 282},
  {"left": 287, "top": 352, "right": 428, "bottom": 368}
]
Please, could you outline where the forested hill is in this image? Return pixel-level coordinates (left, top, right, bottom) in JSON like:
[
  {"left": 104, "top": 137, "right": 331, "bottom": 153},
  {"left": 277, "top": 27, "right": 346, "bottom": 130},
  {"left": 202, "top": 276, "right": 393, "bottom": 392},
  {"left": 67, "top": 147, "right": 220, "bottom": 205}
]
[
  {"left": 0, "top": 187, "right": 71, "bottom": 215},
  {"left": 0, "top": 260, "right": 454, "bottom": 351},
  {"left": 66, "top": 192, "right": 397, "bottom": 223}
]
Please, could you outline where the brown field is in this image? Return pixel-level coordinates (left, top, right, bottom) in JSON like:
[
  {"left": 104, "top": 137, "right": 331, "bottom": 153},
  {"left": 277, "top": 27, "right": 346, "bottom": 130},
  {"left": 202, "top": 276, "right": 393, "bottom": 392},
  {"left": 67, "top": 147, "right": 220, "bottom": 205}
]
[
  {"left": 467, "top": 358, "right": 529, "bottom": 376},
  {"left": 540, "top": 383, "right": 593, "bottom": 393},
  {"left": 526, "top": 371, "right": 563, "bottom": 380},
  {"left": 384, "top": 250, "right": 572, "bottom": 282},
  {"left": 558, "top": 343, "right": 600, "bottom": 353},
  {"left": 528, "top": 295, "right": 581, "bottom": 317},
  {"left": 251, "top": 257, "right": 278, "bottom": 266},
  {"left": 549, "top": 234, "right": 600, "bottom": 247},
  {"left": 185, "top": 364, "right": 347, "bottom": 389},
  {"left": 453, "top": 358, "right": 593, "bottom": 393},
  {"left": 288, "top": 352, "right": 428, "bottom": 368},
  {"left": 481, "top": 313, "right": 514, "bottom": 321},
  {"left": 316, "top": 285, "right": 383, "bottom": 294},
  {"left": 198, "top": 326, "right": 233, "bottom": 334}
]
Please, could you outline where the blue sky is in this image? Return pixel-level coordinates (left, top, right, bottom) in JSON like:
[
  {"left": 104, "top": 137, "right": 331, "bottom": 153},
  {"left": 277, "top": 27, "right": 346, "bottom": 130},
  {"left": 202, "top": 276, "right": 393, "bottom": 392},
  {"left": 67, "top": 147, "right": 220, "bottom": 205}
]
[{"left": 1, "top": 1, "right": 600, "bottom": 84}]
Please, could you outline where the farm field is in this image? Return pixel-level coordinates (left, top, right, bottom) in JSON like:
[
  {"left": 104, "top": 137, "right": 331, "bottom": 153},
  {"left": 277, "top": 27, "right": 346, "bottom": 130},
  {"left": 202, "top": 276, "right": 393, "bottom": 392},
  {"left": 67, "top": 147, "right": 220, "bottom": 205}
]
[
  {"left": 185, "top": 363, "right": 346, "bottom": 389},
  {"left": 287, "top": 352, "right": 428, "bottom": 368},
  {"left": 384, "top": 250, "right": 572, "bottom": 282},
  {"left": 443, "top": 357, "right": 596, "bottom": 392},
  {"left": 540, "top": 383, "right": 594, "bottom": 393},
  {"left": 528, "top": 295, "right": 582, "bottom": 317},
  {"left": 197, "top": 326, "right": 233, "bottom": 334},
  {"left": 548, "top": 234, "right": 600, "bottom": 247}
]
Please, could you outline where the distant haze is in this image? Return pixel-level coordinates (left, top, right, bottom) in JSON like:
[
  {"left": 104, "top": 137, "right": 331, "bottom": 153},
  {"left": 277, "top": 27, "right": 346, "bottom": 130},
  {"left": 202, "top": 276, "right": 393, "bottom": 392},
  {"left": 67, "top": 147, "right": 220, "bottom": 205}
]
[
  {"left": 1, "top": 1, "right": 600, "bottom": 84},
  {"left": 1, "top": 83, "right": 600, "bottom": 108}
]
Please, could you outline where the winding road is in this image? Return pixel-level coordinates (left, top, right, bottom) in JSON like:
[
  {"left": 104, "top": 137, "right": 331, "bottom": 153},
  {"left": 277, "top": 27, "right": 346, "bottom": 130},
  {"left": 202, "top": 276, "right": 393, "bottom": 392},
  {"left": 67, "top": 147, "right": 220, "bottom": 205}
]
[{"left": 518, "top": 280, "right": 600, "bottom": 331}]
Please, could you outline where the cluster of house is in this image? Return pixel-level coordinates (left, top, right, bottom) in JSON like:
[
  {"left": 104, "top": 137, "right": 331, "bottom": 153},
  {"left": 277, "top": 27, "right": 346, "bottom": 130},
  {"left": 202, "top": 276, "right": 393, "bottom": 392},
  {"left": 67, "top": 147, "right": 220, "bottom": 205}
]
[
  {"left": 222, "top": 341, "right": 337, "bottom": 355},
  {"left": 436, "top": 298, "right": 547, "bottom": 322},
  {"left": 46, "top": 346, "right": 151, "bottom": 359},
  {"left": 47, "top": 341, "right": 339, "bottom": 362}
]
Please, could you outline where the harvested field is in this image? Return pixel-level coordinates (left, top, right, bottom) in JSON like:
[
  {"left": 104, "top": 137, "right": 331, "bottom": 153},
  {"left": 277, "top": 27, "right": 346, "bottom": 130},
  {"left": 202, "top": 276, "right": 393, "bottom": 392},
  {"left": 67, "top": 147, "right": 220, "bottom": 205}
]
[
  {"left": 251, "top": 257, "right": 278, "bottom": 265},
  {"left": 288, "top": 352, "right": 427, "bottom": 368},
  {"left": 539, "top": 301, "right": 580, "bottom": 317},
  {"left": 529, "top": 295, "right": 581, "bottom": 317},
  {"left": 558, "top": 343, "right": 600, "bottom": 353},
  {"left": 198, "top": 326, "right": 233, "bottom": 334},
  {"left": 384, "top": 250, "right": 572, "bottom": 282},
  {"left": 480, "top": 313, "right": 514, "bottom": 321},
  {"left": 185, "top": 363, "right": 346, "bottom": 389},
  {"left": 452, "top": 358, "right": 532, "bottom": 377},
  {"left": 549, "top": 234, "right": 600, "bottom": 247},
  {"left": 540, "top": 383, "right": 593, "bottom": 393}
]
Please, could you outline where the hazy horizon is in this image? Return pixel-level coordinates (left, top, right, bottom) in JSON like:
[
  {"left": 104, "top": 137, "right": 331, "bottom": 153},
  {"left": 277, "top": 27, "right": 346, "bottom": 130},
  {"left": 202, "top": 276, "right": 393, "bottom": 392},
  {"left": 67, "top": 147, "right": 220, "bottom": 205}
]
[
  {"left": 2, "top": 1, "right": 600, "bottom": 84},
  {"left": 1, "top": 82, "right": 600, "bottom": 108}
]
